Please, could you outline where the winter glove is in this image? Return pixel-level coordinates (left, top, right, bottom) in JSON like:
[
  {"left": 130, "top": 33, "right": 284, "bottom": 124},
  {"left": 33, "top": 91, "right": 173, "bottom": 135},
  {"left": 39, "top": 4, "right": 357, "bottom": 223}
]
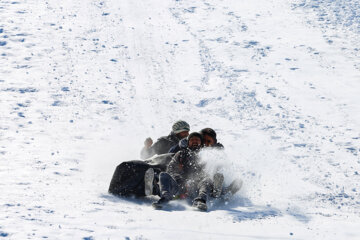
[
  {"left": 179, "top": 138, "right": 188, "bottom": 149},
  {"left": 144, "top": 137, "right": 153, "bottom": 148}
]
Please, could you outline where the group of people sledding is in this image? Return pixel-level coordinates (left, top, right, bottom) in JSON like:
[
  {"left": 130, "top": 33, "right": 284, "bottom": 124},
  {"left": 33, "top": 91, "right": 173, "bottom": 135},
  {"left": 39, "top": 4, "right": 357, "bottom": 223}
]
[{"left": 108, "top": 120, "right": 242, "bottom": 211}]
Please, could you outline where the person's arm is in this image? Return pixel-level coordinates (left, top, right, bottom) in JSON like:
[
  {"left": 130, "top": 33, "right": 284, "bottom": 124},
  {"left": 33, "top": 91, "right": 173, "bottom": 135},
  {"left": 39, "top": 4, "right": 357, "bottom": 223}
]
[
  {"left": 141, "top": 137, "right": 168, "bottom": 159},
  {"left": 168, "top": 144, "right": 179, "bottom": 154},
  {"left": 140, "top": 137, "right": 154, "bottom": 159},
  {"left": 168, "top": 138, "right": 188, "bottom": 154},
  {"left": 166, "top": 152, "right": 184, "bottom": 185},
  {"left": 141, "top": 147, "right": 153, "bottom": 159}
]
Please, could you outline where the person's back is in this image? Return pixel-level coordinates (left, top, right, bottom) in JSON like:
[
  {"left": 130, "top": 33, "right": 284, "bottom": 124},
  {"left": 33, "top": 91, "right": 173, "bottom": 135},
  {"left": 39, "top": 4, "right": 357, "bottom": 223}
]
[{"left": 140, "top": 120, "right": 190, "bottom": 159}]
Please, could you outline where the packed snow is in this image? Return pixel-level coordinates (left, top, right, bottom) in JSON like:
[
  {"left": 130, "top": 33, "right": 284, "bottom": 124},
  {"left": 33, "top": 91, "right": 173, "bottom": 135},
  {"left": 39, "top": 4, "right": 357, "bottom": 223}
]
[{"left": 1, "top": 0, "right": 359, "bottom": 239}]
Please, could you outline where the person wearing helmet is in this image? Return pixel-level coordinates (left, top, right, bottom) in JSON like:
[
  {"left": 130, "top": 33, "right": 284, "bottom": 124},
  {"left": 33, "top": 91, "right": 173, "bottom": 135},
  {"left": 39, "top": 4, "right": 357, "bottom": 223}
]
[{"left": 140, "top": 120, "right": 190, "bottom": 159}]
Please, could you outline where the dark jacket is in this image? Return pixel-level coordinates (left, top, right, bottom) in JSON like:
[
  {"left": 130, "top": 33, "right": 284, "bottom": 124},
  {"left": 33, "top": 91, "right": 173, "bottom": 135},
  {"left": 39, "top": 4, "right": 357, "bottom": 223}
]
[
  {"left": 141, "top": 132, "right": 181, "bottom": 159},
  {"left": 168, "top": 138, "right": 188, "bottom": 154},
  {"left": 166, "top": 148, "right": 206, "bottom": 193},
  {"left": 212, "top": 142, "right": 224, "bottom": 149}
]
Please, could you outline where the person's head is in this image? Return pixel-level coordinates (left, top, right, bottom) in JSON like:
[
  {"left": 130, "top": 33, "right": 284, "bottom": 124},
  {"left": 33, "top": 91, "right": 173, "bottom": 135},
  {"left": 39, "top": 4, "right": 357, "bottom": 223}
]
[
  {"left": 200, "top": 128, "right": 217, "bottom": 147},
  {"left": 172, "top": 120, "right": 190, "bottom": 139},
  {"left": 187, "top": 132, "right": 203, "bottom": 151}
]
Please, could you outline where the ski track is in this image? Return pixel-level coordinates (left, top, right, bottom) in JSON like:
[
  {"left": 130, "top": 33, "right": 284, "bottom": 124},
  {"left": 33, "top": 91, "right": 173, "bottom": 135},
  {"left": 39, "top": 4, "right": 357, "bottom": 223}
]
[{"left": 0, "top": 0, "right": 359, "bottom": 239}]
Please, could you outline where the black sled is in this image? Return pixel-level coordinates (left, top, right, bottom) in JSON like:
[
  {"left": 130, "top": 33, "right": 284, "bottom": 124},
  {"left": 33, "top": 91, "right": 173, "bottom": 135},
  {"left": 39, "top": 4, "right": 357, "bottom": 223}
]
[{"left": 108, "top": 153, "right": 174, "bottom": 197}]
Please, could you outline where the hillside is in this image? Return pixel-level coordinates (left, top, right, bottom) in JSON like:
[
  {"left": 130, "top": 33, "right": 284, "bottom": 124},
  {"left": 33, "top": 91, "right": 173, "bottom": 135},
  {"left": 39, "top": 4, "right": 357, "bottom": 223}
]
[{"left": 1, "top": 0, "right": 359, "bottom": 239}]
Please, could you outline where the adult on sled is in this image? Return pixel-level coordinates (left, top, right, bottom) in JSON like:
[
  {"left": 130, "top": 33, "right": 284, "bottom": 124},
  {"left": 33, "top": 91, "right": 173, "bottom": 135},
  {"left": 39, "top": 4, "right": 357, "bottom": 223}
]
[
  {"left": 140, "top": 120, "right": 190, "bottom": 159},
  {"left": 150, "top": 132, "right": 219, "bottom": 211}
]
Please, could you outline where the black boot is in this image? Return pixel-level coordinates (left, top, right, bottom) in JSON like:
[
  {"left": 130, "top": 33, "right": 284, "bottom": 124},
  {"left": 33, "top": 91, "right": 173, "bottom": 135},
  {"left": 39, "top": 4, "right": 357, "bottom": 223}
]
[
  {"left": 152, "top": 197, "right": 170, "bottom": 209},
  {"left": 192, "top": 199, "right": 208, "bottom": 211}
]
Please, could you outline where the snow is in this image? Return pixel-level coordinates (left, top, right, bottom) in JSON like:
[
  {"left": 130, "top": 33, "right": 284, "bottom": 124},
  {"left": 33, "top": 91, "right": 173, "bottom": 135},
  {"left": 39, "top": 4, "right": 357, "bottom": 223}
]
[{"left": 1, "top": 0, "right": 359, "bottom": 239}]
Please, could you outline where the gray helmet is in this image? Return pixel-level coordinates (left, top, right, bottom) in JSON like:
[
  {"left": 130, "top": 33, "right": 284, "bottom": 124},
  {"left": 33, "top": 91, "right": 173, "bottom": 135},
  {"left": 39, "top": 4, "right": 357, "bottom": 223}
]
[{"left": 172, "top": 120, "right": 190, "bottom": 134}]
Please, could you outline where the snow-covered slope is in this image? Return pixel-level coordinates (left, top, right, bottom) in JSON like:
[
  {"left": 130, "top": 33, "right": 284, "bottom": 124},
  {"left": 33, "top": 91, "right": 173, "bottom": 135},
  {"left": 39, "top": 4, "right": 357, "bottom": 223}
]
[{"left": 1, "top": 0, "right": 359, "bottom": 239}]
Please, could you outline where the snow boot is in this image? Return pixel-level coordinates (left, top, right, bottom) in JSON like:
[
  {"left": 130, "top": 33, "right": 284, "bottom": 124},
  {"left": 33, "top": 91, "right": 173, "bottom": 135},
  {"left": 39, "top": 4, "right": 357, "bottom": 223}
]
[
  {"left": 144, "top": 168, "right": 155, "bottom": 196},
  {"left": 212, "top": 173, "right": 224, "bottom": 198},
  {"left": 192, "top": 199, "right": 208, "bottom": 211},
  {"left": 152, "top": 197, "right": 169, "bottom": 210}
]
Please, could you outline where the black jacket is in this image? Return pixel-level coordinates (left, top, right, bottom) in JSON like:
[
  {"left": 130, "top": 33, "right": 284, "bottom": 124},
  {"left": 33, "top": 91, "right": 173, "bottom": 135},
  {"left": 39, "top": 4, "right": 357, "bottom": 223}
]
[
  {"left": 212, "top": 142, "right": 224, "bottom": 149},
  {"left": 141, "top": 132, "right": 181, "bottom": 159}
]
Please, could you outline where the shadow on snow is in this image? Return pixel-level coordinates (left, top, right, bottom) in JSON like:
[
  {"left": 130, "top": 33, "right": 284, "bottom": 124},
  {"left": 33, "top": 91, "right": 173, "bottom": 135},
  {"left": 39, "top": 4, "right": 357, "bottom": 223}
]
[{"left": 100, "top": 193, "right": 281, "bottom": 221}]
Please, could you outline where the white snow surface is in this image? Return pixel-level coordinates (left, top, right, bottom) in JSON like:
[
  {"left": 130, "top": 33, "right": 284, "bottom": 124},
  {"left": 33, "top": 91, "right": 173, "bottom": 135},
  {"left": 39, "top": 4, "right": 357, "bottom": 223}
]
[{"left": 1, "top": 0, "right": 360, "bottom": 239}]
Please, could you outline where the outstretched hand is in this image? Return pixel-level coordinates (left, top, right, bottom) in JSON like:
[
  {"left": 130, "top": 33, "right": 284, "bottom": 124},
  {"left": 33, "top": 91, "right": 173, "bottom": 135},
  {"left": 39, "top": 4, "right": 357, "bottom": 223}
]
[{"left": 144, "top": 137, "right": 153, "bottom": 148}]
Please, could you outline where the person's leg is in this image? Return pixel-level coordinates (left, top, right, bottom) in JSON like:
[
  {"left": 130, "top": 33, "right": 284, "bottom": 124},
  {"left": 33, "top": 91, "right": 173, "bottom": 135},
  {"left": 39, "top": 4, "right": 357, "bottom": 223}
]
[
  {"left": 152, "top": 168, "right": 162, "bottom": 196},
  {"left": 158, "top": 172, "right": 179, "bottom": 200},
  {"left": 196, "top": 178, "right": 213, "bottom": 202},
  {"left": 223, "top": 178, "right": 243, "bottom": 196},
  {"left": 144, "top": 168, "right": 163, "bottom": 196},
  {"left": 153, "top": 172, "right": 179, "bottom": 209},
  {"left": 193, "top": 178, "right": 213, "bottom": 211},
  {"left": 212, "top": 173, "right": 224, "bottom": 198}
]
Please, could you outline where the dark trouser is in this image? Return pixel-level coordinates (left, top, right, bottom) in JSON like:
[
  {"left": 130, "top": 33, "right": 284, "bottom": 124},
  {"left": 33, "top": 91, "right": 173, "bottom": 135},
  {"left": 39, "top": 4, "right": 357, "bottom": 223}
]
[
  {"left": 194, "top": 177, "right": 213, "bottom": 202},
  {"left": 159, "top": 172, "right": 179, "bottom": 200},
  {"left": 159, "top": 173, "right": 213, "bottom": 202}
]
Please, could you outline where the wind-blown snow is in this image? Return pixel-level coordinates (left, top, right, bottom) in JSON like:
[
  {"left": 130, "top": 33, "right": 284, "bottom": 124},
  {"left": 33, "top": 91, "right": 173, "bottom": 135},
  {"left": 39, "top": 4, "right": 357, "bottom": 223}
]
[{"left": 1, "top": 0, "right": 359, "bottom": 239}]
